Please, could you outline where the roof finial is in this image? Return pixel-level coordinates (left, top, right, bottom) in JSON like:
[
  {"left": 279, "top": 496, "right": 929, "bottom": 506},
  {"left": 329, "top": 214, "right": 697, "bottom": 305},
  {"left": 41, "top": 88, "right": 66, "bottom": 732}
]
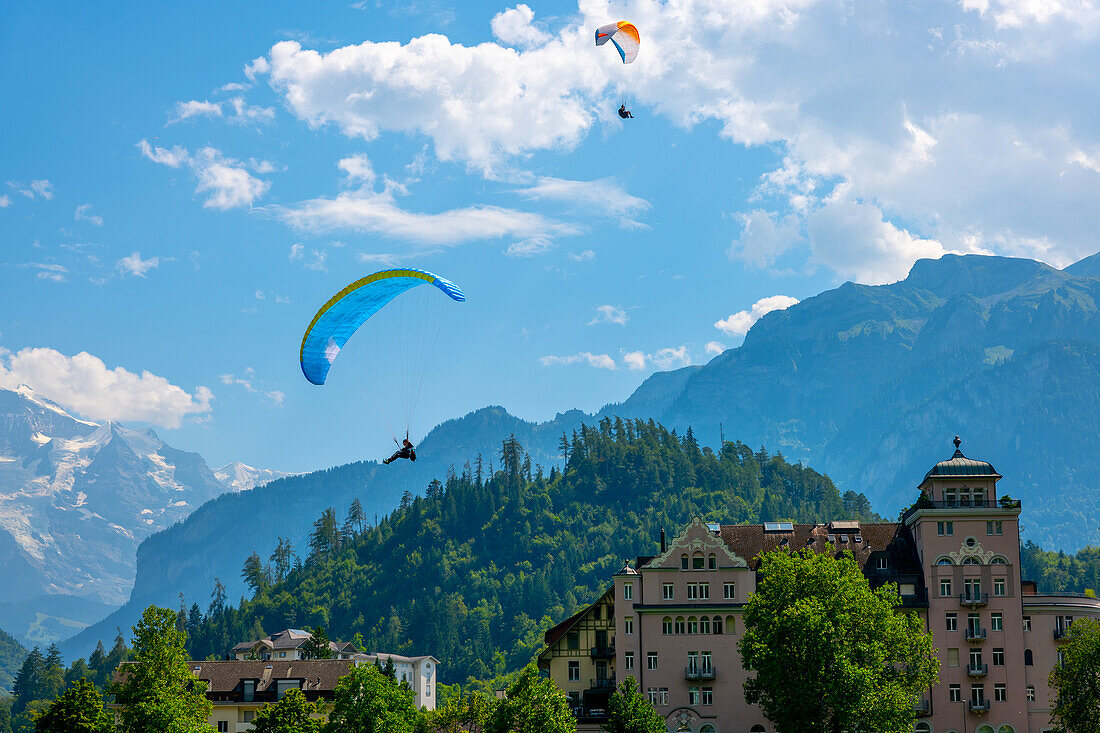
[{"left": 953, "top": 435, "right": 961, "bottom": 450}]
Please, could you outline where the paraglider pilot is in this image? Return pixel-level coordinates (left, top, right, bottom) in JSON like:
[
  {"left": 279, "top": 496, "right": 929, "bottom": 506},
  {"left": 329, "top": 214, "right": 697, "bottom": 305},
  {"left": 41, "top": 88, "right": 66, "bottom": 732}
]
[
  {"left": 618, "top": 104, "right": 634, "bottom": 119},
  {"left": 383, "top": 434, "right": 417, "bottom": 464}
]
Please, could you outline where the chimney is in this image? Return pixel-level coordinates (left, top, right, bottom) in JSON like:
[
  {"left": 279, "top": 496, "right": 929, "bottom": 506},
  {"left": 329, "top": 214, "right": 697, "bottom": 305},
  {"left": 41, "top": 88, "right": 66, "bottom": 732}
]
[{"left": 660, "top": 528, "right": 666, "bottom": 553}]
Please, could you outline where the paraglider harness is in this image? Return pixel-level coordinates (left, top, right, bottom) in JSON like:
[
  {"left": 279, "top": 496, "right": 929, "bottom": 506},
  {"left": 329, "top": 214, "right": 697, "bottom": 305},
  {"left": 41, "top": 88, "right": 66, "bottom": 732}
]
[
  {"left": 618, "top": 104, "right": 634, "bottom": 119},
  {"left": 383, "top": 433, "right": 417, "bottom": 464}
]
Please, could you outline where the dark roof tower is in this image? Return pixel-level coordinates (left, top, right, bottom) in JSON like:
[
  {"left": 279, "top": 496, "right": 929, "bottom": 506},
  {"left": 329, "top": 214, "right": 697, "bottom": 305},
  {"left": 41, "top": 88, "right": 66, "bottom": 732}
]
[{"left": 921, "top": 435, "right": 1001, "bottom": 483}]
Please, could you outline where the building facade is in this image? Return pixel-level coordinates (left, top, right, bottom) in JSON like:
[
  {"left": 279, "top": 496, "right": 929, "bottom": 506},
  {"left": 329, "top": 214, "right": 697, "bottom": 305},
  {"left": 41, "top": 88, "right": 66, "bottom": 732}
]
[{"left": 540, "top": 438, "right": 1100, "bottom": 733}]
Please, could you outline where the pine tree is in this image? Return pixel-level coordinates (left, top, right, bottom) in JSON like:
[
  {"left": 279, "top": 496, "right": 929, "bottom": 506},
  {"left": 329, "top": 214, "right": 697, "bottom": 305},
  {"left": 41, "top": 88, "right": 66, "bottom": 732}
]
[
  {"left": 242, "top": 551, "right": 271, "bottom": 596},
  {"left": 309, "top": 508, "right": 341, "bottom": 557},
  {"left": 303, "top": 627, "right": 333, "bottom": 660},
  {"left": 208, "top": 578, "right": 227, "bottom": 617},
  {"left": 43, "top": 644, "right": 65, "bottom": 701},
  {"left": 12, "top": 646, "right": 45, "bottom": 713}
]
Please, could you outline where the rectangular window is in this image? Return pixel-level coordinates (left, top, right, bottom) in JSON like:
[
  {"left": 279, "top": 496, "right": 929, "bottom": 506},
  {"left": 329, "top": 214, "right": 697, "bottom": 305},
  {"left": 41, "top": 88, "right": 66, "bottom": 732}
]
[
  {"left": 986, "top": 520, "right": 1004, "bottom": 535},
  {"left": 945, "top": 489, "right": 956, "bottom": 505},
  {"left": 701, "top": 651, "right": 712, "bottom": 670},
  {"left": 946, "top": 613, "right": 958, "bottom": 632},
  {"left": 693, "top": 555, "right": 705, "bottom": 570},
  {"left": 991, "top": 613, "right": 1003, "bottom": 632},
  {"left": 1023, "top": 616, "right": 1032, "bottom": 632},
  {"left": 968, "top": 613, "right": 981, "bottom": 635},
  {"left": 698, "top": 583, "right": 709, "bottom": 599},
  {"left": 568, "top": 661, "right": 580, "bottom": 681},
  {"left": 900, "top": 583, "right": 915, "bottom": 596},
  {"left": 708, "top": 555, "right": 716, "bottom": 570},
  {"left": 1026, "top": 685, "right": 1035, "bottom": 702},
  {"left": 949, "top": 684, "right": 962, "bottom": 702},
  {"left": 688, "top": 687, "right": 699, "bottom": 705},
  {"left": 663, "top": 583, "right": 674, "bottom": 600},
  {"left": 992, "top": 648, "right": 1005, "bottom": 666},
  {"left": 947, "top": 648, "right": 959, "bottom": 667},
  {"left": 940, "top": 578, "right": 952, "bottom": 597},
  {"left": 218, "top": 723, "right": 229, "bottom": 733},
  {"left": 723, "top": 582, "right": 735, "bottom": 599},
  {"left": 701, "top": 687, "right": 713, "bottom": 705},
  {"left": 647, "top": 652, "right": 658, "bottom": 670},
  {"left": 965, "top": 578, "right": 982, "bottom": 600},
  {"left": 995, "top": 683, "right": 1007, "bottom": 702},
  {"left": 969, "top": 649, "right": 983, "bottom": 669},
  {"left": 876, "top": 556, "right": 888, "bottom": 570},
  {"left": 687, "top": 652, "right": 698, "bottom": 671},
  {"left": 994, "top": 578, "right": 1006, "bottom": 596},
  {"left": 687, "top": 584, "right": 698, "bottom": 600},
  {"left": 624, "top": 652, "right": 634, "bottom": 670},
  {"left": 647, "top": 687, "right": 658, "bottom": 704},
  {"left": 623, "top": 583, "right": 633, "bottom": 600},
  {"left": 662, "top": 618, "right": 673, "bottom": 635},
  {"left": 681, "top": 555, "right": 689, "bottom": 570},
  {"left": 658, "top": 688, "right": 669, "bottom": 706},
  {"left": 971, "top": 684, "right": 985, "bottom": 704},
  {"left": 624, "top": 616, "right": 634, "bottom": 635},
  {"left": 946, "top": 521, "right": 954, "bottom": 535},
  {"left": 937, "top": 521, "right": 946, "bottom": 536},
  {"left": 567, "top": 633, "right": 579, "bottom": 650}
]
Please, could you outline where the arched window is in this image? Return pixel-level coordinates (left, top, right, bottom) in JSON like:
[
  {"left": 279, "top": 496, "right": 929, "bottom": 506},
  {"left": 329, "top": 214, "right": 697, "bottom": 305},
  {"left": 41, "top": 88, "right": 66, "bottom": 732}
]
[
  {"left": 692, "top": 552, "right": 705, "bottom": 570},
  {"left": 990, "top": 556, "right": 1009, "bottom": 565},
  {"left": 675, "top": 617, "right": 686, "bottom": 635},
  {"left": 662, "top": 617, "right": 673, "bottom": 635},
  {"left": 712, "top": 616, "right": 723, "bottom": 634},
  {"left": 962, "top": 557, "right": 981, "bottom": 565},
  {"left": 700, "top": 616, "right": 711, "bottom": 634},
  {"left": 1024, "top": 649, "right": 1033, "bottom": 665},
  {"left": 997, "top": 726, "right": 1015, "bottom": 733},
  {"left": 687, "top": 616, "right": 699, "bottom": 634},
  {"left": 708, "top": 553, "right": 717, "bottom": 570},
  {"left": 750, "top": 726, "right": 766, "bottom": 732},
  {"left": 725, "top": 615, "right": 736, "bottom": 634},
  {"left": 915, "top": 723, "right": 932, "bottom": 733},
  {"left": 936, "top": 557, "right": 954, "bottom": 565},
  {"left": 681, "top": 554, "right": 689, "bottom": 570},
  {"left": 976, "top": 725, "right": 994, "bottom": 733},
  {"left": 699, "top": 726, "right": 716, "bottom": 733}
]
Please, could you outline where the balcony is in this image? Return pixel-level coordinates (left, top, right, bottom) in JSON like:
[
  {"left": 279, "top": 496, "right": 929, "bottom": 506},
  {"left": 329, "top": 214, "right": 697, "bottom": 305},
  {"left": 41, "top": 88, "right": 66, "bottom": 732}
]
[
  {"left": 685, "top": 666, "right": 716, "bottom": 680},
  {"left": 969, "top": 699, "right": 991, "bottom": 714},
  {"left": 573, "top": 706, "right": 609, "bottom": 723},
  {"left": 902, "top": 499, "right": 1011, "bottom": 522},
  {"left": 966, "top": 663, "right": 989, "bottom": 677},
  {"left": 589, "top": 677, "right": 616, "bottom": 691},
  {"left": 960, "top": 593, "right": 989, "bottom": 608},
  {"left": 590, "top": 645, "right": 616, "bottom": 659},
  {"left": 913, "top": 699, "right": 931, "bottom": 717},
  {"left": 965, "top": 627, "right": 987, "bottom": 642}
]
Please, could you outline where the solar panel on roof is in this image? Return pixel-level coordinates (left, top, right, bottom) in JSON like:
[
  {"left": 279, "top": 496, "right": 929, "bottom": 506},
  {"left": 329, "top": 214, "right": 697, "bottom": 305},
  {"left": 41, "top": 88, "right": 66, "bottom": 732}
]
[{"left": 764, "top": 522, "right": 794, "bottom": 532}]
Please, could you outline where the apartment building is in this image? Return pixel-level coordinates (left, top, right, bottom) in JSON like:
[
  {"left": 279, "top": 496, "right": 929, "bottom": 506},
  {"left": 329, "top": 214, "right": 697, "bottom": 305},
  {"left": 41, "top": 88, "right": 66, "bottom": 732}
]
[
  {"left": 540, "top": 437, "right": 1100, "bottom": 733},
  {"left": 231, "top": 628, "right": 359, "bottom": 661}
]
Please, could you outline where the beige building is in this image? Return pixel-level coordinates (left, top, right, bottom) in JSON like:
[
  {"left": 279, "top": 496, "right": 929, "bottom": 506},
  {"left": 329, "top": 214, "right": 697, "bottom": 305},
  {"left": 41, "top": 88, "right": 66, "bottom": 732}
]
[
  {"left": 541, "top": 437, "right": 1100, "bottom": 733},
  {"left": 231, "top": 628, "right": 359, "bottom": 661}
]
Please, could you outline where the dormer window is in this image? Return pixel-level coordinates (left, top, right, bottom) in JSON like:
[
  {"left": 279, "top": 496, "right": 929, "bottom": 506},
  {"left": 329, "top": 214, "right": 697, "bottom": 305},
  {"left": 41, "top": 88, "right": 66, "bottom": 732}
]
[{"left": 692, "top": 552, "right": 705, "bottom": 570}]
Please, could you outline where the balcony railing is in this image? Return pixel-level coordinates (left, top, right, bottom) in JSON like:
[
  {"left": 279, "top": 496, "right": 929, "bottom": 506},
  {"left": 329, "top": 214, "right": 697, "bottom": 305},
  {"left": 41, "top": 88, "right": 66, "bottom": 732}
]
[
  {"left": 969, "top": 699, "right": 991, "bottom": 713},
  {"left": 902, "top": 499, "right": 1013, "bottom": 522},
  {"left": 913, "top": 699, "right": 931, "bottom": 717},
  {"left": 685, "top": 666, "right": 716, "bottom": 680},
  {"left": 960, "top": 593, "right": 989, "bottom": 608},
  {"left": 965, "top": 627, "right": 987, "bottom": 642},
  {"left": 966, "top": 663, "right": 989, "bottom": 677},
  {"left": 589, "top": 676, "right": 616, "bottom": 691},
  {"left": 572, "top": 706, "right": 609, "bottom": 722},
  {"left": 590, "top": 645, "right": 616, "bottom": 659}
]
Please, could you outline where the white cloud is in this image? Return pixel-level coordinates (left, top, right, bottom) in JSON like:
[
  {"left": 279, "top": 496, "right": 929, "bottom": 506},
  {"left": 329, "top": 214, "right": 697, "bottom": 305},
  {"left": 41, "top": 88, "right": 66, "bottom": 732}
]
[
  {"left": 30, "top": 180, "right": 53, "bottom": 200},
  {"left": 0, "top": 195, "right": 11, "bottom": 208},
  {"left": 506, "top": 236, "right": 554, "bottom": 257},
  {"left": 728, "top": 209, "right": 803, "bottom": 270},
  {"left": 219, "top": 368, "right": 284, "bottom": 407},
  {"left": 7, "top": 180, "right": 54, "bottom": 201},
  {"left": 491, "top": 4, "right": 551, "bottom": 48},
  {"left": 540, "top": 352, "right": 617, "bottom": 370},
  {"left": 277, "top": 187, "right": 576, "bottom": 246},
  {"left": 705, "top": 341, "right": 726, "bottom": 355},
  {"left": 169, "top": 99, "right": 223, "bottom": 124},
  {"left": 959, "top": 0, "right": 1100, "bottom": 28},
  {"left": 515, "top": 177, "right": 650, "bottom": 227},
  {"left": 20, "top": 263, "right": 67, "bottom": 282},
  {"left": 74, "top": 204, "right": 103, "bottom": 226},
  {"left": 715, "top": 295, "right": 800, "bottom": 337},
  {"left": 219, "top": 82, "right": 250, "bottom": 92},
  {"left": 567, "top": 249, "right": 595, "bottom": 262},
  {"left": 139, "top": 140, "right": 270, "bottom": 210},
  {"left": 289, "top": 242, "right": 328, "bottom": 271},
  {"left": 0, "top": 347, "right": 212, "bottom": 428},
  {"left": 337, "top": 154, "right": 376, "bottom": 184},
  {"left": 117, "top": 252, "right": 160, "bottom": 277},
  {"left": 622, "top": 346, "right": 692, "bottom": 371},
  {"left": 588, "top": 305, "right": 628, "bottom": 326},
  {"left": 228, "top": 97, "right": 276, "bottom": 125}
]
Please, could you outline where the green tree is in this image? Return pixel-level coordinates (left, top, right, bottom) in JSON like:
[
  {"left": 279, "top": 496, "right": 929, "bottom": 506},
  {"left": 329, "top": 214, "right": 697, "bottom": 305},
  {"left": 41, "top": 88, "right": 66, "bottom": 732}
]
[
  {"left": 603, "top": 677, "right": 663, "bottom": 733},
  {"left": 41, "top": 647, "right": 63, "bottom": 703},
  {"left": 242, "top": 551, "right": 272, "bottom": 597},
  {"left": 303, "top": 628, "right": 332, "bottom": 660},
  {"left": 252, "top": 688, "right": 325, "bottom": 733},
  {"left": 381, "top": 657, "right": 396, "bottom": 682},
  {"left": 11, "top": 700, "right": 49, "bottom": 733},
  {"left": 740, "top": 548, "right": 938, "bottom": 733},
  {"left": 427, "top": 692, "right": 493, "bottom": 733},
  {"left": 111, "top": 605, "right": 212, "bottom": 733},
  {"left": 485, "top": 665, "right": 573, "bottom": 733},
  {"left": 324, "top": 665, "right": 418, "bottom": 733},
  {"left": 11, "top": 648, "right": 45, "bottom": 714},
  {"left": 1050, "top": 617, "right": 1100, "bottom": 733},
  {"left": 33, "top": 678, "right": 111, "bottom": 733}
]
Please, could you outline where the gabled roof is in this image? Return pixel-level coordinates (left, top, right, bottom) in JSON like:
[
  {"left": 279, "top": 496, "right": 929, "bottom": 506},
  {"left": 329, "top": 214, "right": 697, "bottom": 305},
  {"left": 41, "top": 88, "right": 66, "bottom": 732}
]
[
  {"left": 718, "top": 521, "right": 920, "bottom": 574},
  {"left": 543, "top": 586, "right": 614, "bottom": 647},
  {"left": 114, "top": 659, "right": 354, "bottom": 693}
]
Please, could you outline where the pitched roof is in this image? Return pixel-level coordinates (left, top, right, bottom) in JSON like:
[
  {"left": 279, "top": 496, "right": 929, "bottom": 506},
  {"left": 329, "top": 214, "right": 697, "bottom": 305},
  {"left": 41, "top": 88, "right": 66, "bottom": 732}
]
[
  {"left": 543, "top": 586, "right": 614, "bottom": 647},
  {"left": 717, "top": 521, "right": 919, "bottom": 573},
  {"left": 113, "top": 659, "right": 355, "bottom": 693}
]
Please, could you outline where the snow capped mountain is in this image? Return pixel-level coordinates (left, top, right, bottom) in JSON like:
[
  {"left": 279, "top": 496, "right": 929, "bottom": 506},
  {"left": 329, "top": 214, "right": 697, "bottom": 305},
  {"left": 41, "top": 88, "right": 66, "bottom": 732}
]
[
  {"left": 0, "top": 386, "right": 228, "bottom": 618},
  {"left": 214, "top": 461, "right": 293, "bottom": 493}
]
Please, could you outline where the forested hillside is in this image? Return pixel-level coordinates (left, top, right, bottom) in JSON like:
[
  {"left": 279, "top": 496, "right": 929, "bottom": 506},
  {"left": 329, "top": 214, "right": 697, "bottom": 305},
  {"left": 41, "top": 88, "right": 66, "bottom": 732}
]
[
  {"left": 184, "top": 420, "right": 877, "bottom": 683},
  {"left": 0, "top": 628, "right": 27, "bottom": 694},
  {"left": 1022, "top": 541, "right": 1100, "bottom": 595}
]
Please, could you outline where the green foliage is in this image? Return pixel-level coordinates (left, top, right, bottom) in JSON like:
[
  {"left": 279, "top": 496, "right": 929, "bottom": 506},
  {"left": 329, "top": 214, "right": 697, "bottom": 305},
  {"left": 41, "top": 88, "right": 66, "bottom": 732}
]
[
  {"left": 185, "top": 421, "right": 876, "bottom": 683},
  {"left": 1050, "top": 617, "right": 1100, "bottom": 733},
  {"left": 11, "top": 649, "right": 45, "bottom": 715},
  {"left": 324, "top": 665, "right": 418, "bottom": 733},
  {"left": 604, "top": 677, "right": 664, "bottom": 733},
  {"left": 252, "top": 688, "right": 325, "bottom": 733},
  {"left": 484, "top": 665, "right": 573, "bottom": 733},
  {"left": 740, "top": 548, "right": 938, "bottom": 733},
  {"left": 303, "top": 628, "right": 333, "bottom": 660},
  {"left": 425, "top": 692, "right": 494, "bottom": 733},
  {"left": 33, "top": 678, "right": 111, "bottom": 733},
  {"left": 10, "top": 700, "right": 49, "bottom": 733},
  {"left": 111, "top": 605, "right": 212, "bottom": 733},
  {"left": 0, "top": 630, "right": 27, "bottom": 696},
  {"left": 1022, "top": 541, "right": 1100, "bottom": 594}
]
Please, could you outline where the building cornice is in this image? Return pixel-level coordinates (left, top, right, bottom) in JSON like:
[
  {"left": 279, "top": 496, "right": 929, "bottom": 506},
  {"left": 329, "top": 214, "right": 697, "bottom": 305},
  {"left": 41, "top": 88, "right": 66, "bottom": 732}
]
[{"left": 903, "top": 506, "right": 1021, "bottom": 528}]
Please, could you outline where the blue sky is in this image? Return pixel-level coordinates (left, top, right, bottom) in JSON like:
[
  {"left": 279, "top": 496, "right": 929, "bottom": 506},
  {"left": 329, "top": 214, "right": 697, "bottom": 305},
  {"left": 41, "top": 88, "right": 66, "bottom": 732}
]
[{"left": 3, "top": 0, "right": 1099, "bottom": 472}]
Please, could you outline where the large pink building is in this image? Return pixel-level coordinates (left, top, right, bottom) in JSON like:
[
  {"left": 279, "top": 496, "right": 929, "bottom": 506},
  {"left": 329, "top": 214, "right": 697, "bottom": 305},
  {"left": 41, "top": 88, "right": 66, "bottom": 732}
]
[{"left": 539, "top": 438, "right": 1100, "bottom": 733}]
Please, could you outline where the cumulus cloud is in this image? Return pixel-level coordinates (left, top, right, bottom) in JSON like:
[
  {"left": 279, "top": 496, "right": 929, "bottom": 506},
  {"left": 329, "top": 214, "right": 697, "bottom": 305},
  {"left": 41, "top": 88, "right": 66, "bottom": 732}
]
[
  {"left": 117, "top": 252, "right": 160, "bottom": 277},
  {"left": 74, "top": 204, "right": 103, "bottom": 226},
  {"left": 228, "top": 97, "right": 276, "bottom": 125},
  {"left": 540, "top": 352, "right": 617, "bottom": 369},
  {"left": 338, "top": 154, "right": 376, "bottom": 184},
  {"left": 8, "top": 180, "right": 54, "bottom": 201},
  {"left": 491, "top": 4, "right": 551, "bottom": 48},
  {"left": 0, "top": 347, "right": 212, "bottom": 428},
  {"left": 705, "top": 341, "right": 726, "bottom": 355},
  {"left": 169, "top": 99, "right": 223, "bottom": 124},
  {"left": 622, "top": 346, "right": 692, "bottom": 371},
  {"left": 138, "top": 140, "right": 270, "bottom": 210},
  {"left": 0, "top": 195, "right": 10, "bottom": 208},
  {"left": 506, "top": 236, "right": 555, "bottom": 257},
  {"left": 515, "top": 177, "right": 650, "bottom": 227},
  {"left": 715, "top": 295, "right": 799, "bottom": 337},
  {"left": 588, "top": 305, "right": 628, "bottom": 326},
  {"left": 289, "top": 242, "right": 328, "bottom": 271}
]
